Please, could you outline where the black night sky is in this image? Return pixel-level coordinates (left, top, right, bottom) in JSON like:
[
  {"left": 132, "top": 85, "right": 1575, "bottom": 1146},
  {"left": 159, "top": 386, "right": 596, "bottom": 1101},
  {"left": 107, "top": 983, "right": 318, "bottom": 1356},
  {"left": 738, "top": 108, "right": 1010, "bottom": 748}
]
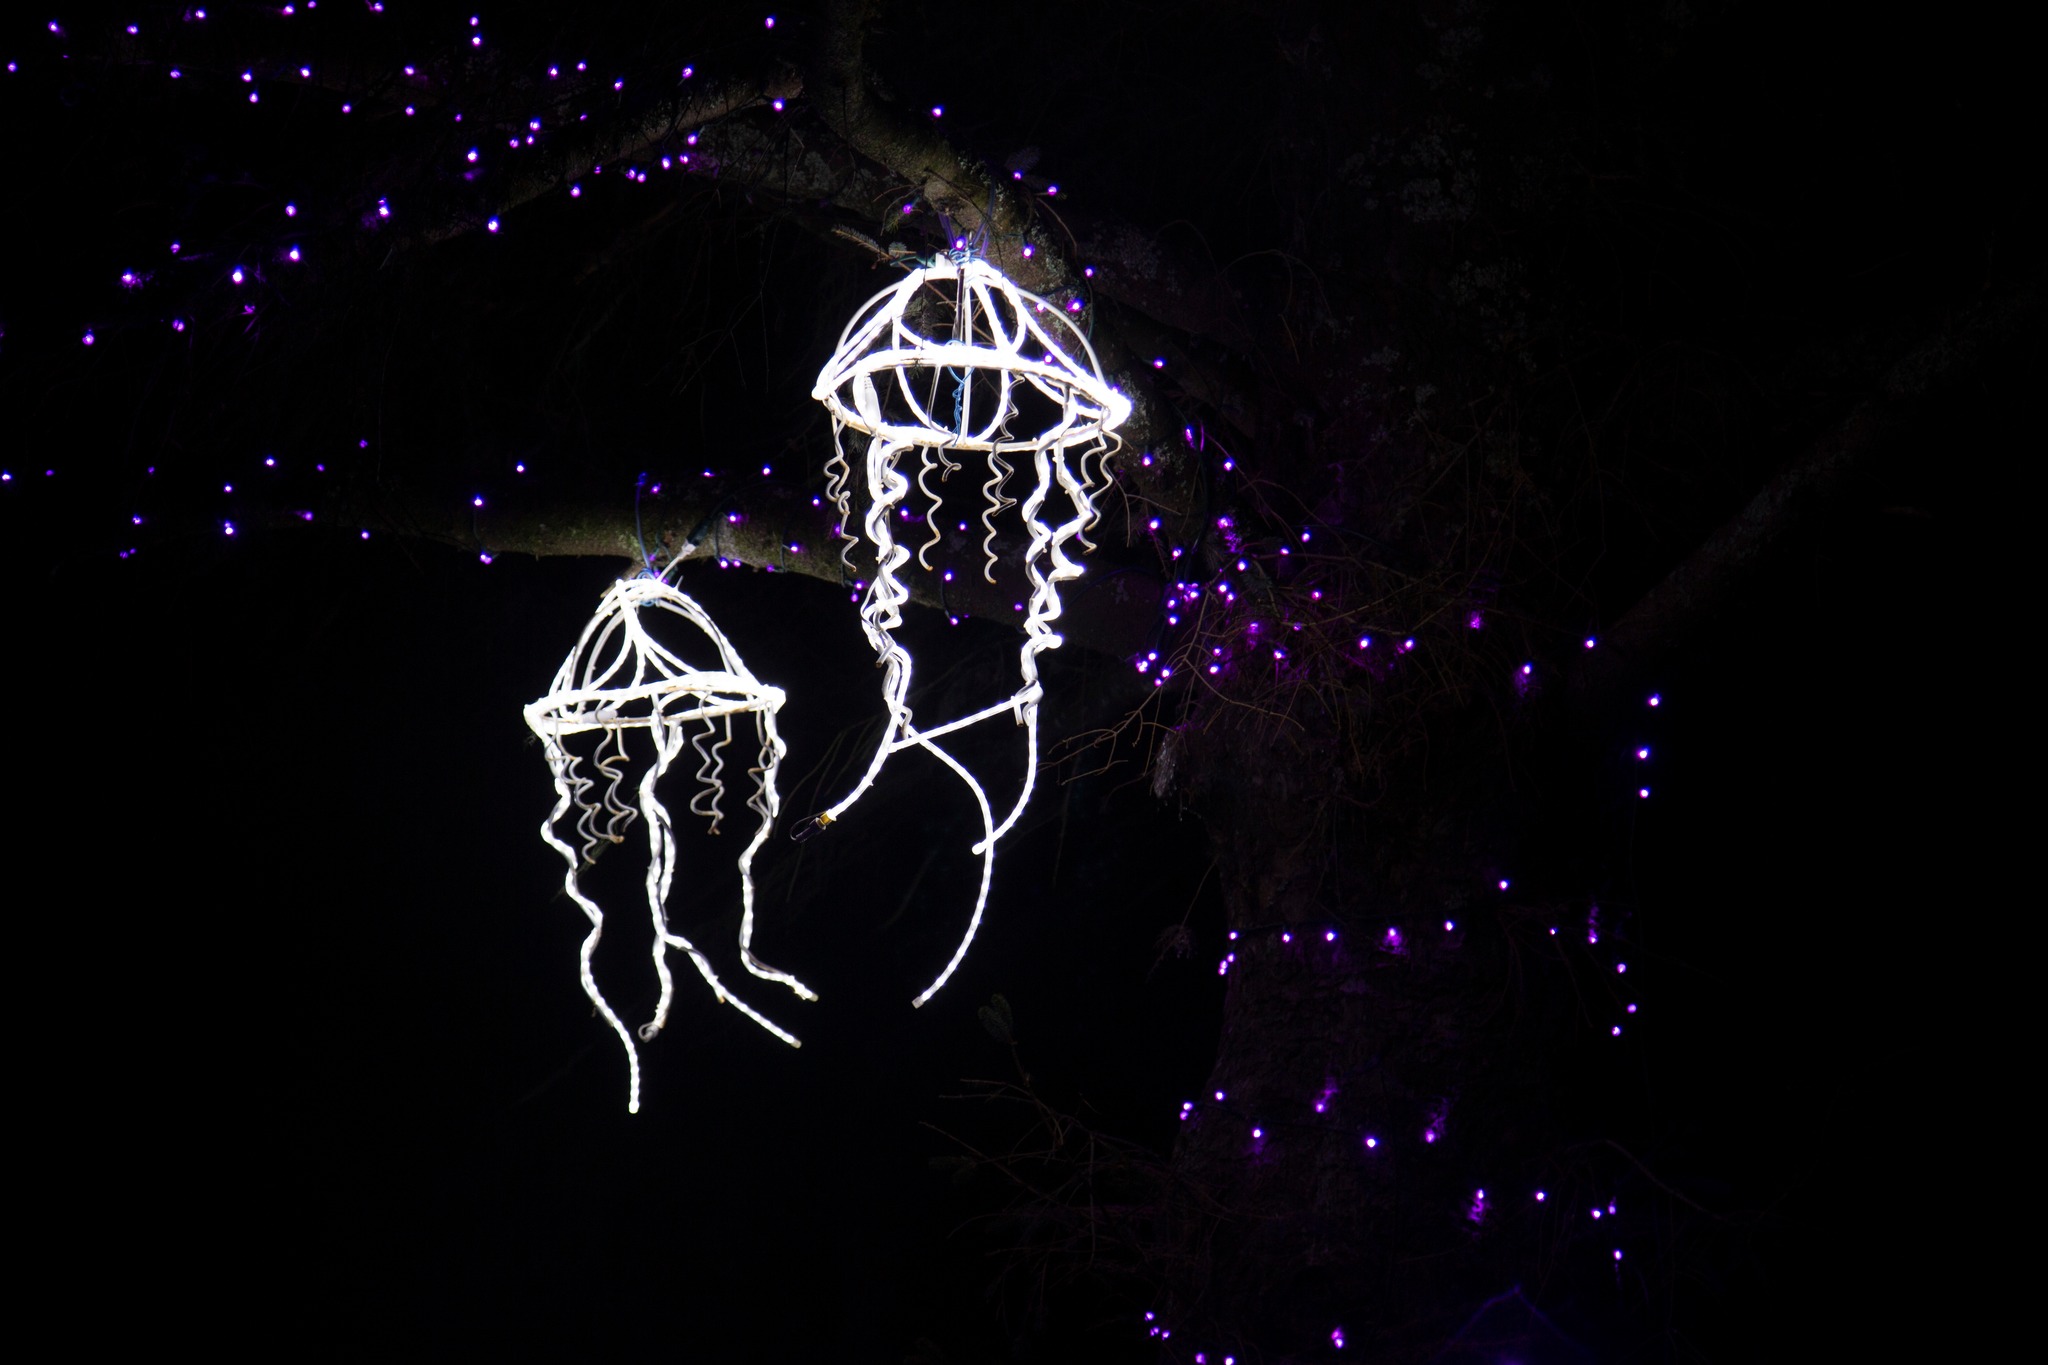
[{"left": 1, "top": 3, "right": 2013, "bottom": 1362}]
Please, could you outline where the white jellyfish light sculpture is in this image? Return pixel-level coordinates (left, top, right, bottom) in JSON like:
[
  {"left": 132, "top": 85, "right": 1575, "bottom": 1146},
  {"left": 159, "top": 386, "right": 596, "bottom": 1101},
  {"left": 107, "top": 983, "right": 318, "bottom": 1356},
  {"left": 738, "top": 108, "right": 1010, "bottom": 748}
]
[
  {"left": 795, "top": 252, "right": 1132, "bottom": 1007},
  {"left": 524, "top": 572, "right": 814, "bottom": 1112}
]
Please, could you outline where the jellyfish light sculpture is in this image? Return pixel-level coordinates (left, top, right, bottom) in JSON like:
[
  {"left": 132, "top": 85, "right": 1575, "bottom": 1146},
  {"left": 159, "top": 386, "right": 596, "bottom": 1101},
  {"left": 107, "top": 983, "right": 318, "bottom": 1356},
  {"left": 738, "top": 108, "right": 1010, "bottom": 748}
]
[
  {"left": 797, "top": 252, "right": 1131, "bottom": 1006},
  {"left": 525, "top": 572, "right": 813, "bottom": 1112}
]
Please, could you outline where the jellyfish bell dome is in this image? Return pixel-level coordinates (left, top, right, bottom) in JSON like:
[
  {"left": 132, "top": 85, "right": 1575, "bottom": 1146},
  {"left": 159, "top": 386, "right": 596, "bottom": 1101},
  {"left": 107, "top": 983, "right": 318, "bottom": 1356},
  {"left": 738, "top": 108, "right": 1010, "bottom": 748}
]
[
  {"left": 812, "top": 255, "right": 1131, "bottom": 451},
  {"left": 524, "top": 575, "right": 783, "bottom": 749}
]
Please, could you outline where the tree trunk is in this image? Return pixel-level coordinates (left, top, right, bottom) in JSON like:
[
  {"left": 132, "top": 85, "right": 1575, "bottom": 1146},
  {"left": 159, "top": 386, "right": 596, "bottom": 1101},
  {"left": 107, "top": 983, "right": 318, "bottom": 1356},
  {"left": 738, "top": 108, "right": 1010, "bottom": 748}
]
[{"left": 1162, "top": 728, "right": 1584, "bottom": 1360}]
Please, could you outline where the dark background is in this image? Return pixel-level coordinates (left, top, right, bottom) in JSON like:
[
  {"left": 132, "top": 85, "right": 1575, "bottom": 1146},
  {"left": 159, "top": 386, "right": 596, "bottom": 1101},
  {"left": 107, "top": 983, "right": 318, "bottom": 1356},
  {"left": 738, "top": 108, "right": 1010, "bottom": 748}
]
[
  {"left": 6, "top": 434, "right": 1968, "bottom": 1359},
  {"left": 1, "top": 0, "right": 2008, "bottom": 1359}
]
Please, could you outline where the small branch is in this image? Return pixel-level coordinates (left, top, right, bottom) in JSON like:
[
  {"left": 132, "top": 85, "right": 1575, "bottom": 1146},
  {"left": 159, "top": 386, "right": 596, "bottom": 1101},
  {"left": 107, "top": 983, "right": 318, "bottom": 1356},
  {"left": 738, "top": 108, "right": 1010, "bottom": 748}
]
[{"left": 412, "top": 71, "right": 802, "bottom": 247}]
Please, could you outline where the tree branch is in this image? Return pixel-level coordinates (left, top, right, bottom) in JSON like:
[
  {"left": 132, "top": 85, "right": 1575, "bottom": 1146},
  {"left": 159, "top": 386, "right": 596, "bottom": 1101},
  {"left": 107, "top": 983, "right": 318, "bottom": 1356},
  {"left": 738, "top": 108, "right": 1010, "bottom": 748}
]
[
  {"left": 268, "top": 479, "right": 1163, "bottom": 661},
  {"left": 1584, "top": 277, "right": 2040, "bottom": 692}
]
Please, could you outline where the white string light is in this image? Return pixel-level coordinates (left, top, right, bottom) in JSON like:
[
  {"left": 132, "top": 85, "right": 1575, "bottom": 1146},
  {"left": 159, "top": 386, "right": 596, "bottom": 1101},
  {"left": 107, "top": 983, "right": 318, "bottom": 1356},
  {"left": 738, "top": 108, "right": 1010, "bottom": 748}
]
[
  {"left": 524, "top": 573, "right": 813, "bottom": 1112},
  {"left": 803, "top": 254, "right": 1131, "bottom": 1006}
]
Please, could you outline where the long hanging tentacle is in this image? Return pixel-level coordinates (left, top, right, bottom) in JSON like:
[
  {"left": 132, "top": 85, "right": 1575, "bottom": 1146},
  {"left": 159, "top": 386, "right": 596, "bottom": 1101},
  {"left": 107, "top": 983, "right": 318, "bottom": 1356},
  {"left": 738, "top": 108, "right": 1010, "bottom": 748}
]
[{"left": 534, "top": 727, "right": 645, "bottom": 1113}]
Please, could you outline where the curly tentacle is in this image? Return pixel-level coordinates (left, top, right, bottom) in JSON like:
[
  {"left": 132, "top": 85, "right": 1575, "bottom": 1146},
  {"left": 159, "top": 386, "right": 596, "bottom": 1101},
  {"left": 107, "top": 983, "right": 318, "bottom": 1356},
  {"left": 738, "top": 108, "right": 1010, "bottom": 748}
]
[
  {"left": 980, "top": 448, "right": 1015, "bottom": 585},
  {"left": 688, "top": 712, "right": 731, "bottom": 833},
  {"left": 823, "top": 420, "right": 861, "bottom": 573},
  {"left": 915, "top": 445, "right": 948, "bottom": 571}
]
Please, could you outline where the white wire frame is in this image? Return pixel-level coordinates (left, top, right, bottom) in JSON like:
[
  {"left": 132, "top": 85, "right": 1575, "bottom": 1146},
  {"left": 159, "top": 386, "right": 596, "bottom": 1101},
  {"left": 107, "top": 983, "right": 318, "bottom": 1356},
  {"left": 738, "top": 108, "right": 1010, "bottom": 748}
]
[
  {"left": 523, "top": 574, "right": 812, "bottom": 1113},
  {"left": 807, "top": 256, "right": 1132, "bottom": 1007}
]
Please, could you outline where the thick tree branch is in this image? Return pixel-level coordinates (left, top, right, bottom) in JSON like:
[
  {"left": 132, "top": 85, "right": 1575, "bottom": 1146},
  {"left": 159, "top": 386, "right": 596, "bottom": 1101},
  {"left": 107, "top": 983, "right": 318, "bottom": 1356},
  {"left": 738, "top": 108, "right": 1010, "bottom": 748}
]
[
  {"left": 1584, "top": 278, "right": 2040, "bottom": 691},
  {"left": 267, "top": 479, "right": 1162, "bottom": 661}
]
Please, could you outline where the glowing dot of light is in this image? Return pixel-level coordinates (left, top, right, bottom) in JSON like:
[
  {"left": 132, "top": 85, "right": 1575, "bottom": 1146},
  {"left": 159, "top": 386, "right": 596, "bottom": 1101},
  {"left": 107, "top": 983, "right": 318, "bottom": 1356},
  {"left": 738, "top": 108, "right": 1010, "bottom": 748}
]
[
  {"left": 1443, "top": 919, "right": 1455, "bottom": 931},
  {"left": 1639, "top": 787, "right": 1651, "bottom": 799},
  {"left": 1498, "top": 878, "right": 1510, "bottom": 891},
  {"left": 1251, "top": 1127, "right": 1263, "bottom": 1139},
  {"left": 487, "top": 217, "right": 500, "bottom": 232},
  {"left": 1535, "top": 1190, "right": 1547, "bottom": 1201},
  {"left": 1648, "top": 692, "right": 1662, "bottom": 707},
  {"left": 1364, "top": 1136, "right": 1377, "bottom": 1149},
  {"left": 81, "top": 330, "right": 96, "bottom": 346}
]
